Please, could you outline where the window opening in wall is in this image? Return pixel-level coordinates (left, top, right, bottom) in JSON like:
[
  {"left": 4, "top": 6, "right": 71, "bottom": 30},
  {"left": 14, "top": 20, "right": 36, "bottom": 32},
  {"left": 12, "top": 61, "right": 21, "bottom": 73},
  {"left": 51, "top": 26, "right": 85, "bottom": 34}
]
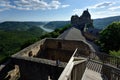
[
  {"left": 57, "top": 42, "right": 62, "bottom": 49},
  {"left": 28, "top": 51, "right": 32, "bottom": 57}
]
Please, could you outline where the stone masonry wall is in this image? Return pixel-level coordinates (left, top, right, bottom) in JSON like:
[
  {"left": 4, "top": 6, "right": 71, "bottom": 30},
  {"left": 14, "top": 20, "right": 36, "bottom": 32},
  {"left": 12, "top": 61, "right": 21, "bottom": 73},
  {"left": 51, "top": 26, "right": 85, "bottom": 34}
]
[
  {"left": 12, "top": 39, "right": 45, "bottom": 57},
  {"left": 37, "top": 39, "right": 91, "bottom": 62},
  {"left": 11, "top": 57, "right": 64, "bottom": 80}
]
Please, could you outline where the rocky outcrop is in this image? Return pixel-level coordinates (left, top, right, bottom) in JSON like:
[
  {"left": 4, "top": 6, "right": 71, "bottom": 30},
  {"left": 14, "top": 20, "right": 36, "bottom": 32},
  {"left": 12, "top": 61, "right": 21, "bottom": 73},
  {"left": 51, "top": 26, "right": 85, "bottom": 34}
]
[{"left": 71, "top": 9, "right": 93, "bottom": 31}]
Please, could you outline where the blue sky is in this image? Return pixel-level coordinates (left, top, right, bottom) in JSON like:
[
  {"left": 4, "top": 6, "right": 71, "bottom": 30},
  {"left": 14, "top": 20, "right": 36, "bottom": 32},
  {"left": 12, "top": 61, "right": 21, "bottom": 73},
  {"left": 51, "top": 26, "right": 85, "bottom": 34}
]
[{"left": 0, "top": 0, "right": 120, "bottom": 22}]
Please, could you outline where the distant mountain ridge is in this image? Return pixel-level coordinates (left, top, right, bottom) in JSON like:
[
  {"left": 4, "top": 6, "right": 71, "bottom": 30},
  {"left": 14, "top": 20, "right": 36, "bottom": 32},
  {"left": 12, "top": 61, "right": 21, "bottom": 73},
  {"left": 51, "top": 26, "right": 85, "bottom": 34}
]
[
  {"left": 0, "top": 15, "right": 120, "bottom": 31},
  {"left": 0, "top": 21, "right": 46, "bottom": 39},
  {"left": 0, "top": 21, "right": 46, "bottom": 31},
  {"left": 43, "top": 21, "right": 70, "bottom": 29},
  {"left": 93, "top": 16, "right": 120, "bottom": 29}
]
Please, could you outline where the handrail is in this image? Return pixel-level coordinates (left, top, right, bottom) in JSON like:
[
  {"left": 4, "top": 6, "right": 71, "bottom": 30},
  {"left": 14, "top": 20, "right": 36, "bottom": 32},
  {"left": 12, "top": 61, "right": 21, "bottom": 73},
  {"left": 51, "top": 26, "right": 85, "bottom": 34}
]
[
  {"left": 58, "top": 48, "right": 78, "bottom": 80},
  {"left": 88, "top": 51, "right": 120, "bottom": 80},
  {"left": 89, "top": 52, "right": 120, "bottom": 68}
]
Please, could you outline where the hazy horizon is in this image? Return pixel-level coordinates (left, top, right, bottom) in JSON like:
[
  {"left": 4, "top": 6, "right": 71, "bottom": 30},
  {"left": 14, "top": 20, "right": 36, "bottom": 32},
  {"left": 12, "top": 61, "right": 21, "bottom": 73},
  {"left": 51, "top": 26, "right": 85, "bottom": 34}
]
[{"left": 0, "top": 15, "right": 120, "bottom": 22}]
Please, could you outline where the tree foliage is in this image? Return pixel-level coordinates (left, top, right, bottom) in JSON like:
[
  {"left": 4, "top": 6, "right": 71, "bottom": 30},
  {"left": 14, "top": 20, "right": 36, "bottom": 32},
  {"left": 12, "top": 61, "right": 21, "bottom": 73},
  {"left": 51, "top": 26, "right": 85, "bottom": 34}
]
[
  {"left": 110, "top": 50, "right": 120, "bottom": 57},
  {"left": 99, "top": 22, "right": 120, "bottom": 52},
  {"left": 0, "top": 23, "right": 45, "bottom": 64},
  {"left": 43, "top": 21, "right": 70, "bottom": 29},
  {"left": 0, "top": 30, "right": 40, "bottom": 64}
]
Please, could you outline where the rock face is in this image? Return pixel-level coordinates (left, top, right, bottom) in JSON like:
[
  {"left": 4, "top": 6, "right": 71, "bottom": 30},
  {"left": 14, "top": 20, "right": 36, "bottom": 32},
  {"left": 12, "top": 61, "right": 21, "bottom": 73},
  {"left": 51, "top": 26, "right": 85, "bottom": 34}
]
[{"left": 71, "top": 9, "right": 93, "bottom": 31}]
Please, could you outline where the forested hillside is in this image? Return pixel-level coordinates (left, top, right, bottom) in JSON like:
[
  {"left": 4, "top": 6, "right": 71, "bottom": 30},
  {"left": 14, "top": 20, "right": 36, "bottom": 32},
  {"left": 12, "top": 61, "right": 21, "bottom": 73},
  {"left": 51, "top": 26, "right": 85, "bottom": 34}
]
[
  {"left": 0, "top": 22, "right": 46, "bottom": 63},
  {"left": 0, "top": 21, "right": 46, "bottom": 31},
  {"left": 43, "top": 21, "right": 70, "bottom": 29}
]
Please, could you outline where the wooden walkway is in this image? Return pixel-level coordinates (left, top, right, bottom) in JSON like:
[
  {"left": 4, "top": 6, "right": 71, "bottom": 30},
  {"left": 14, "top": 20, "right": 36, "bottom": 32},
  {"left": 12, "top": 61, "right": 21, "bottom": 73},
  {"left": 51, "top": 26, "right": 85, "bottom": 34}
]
[
  {"left": 87, "top": 60, "right": 102, "bottom": 73},
  {"left": 81, "top": 68, "right": 103, "bottom": 80},
  {"left": 82, "top": 60, "right": 103, "bottom": 80}
]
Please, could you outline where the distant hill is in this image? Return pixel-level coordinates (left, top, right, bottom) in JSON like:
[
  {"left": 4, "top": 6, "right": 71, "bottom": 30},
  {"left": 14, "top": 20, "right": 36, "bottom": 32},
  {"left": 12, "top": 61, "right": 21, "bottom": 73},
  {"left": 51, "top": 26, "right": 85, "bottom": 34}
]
[
  {"left": 0, "top": 16, "right": 120, "bottom": 31},
  {"left": 93, "top": 16, "right": 120, "bottom": 29},
  {"left": 43, "top": 21, "right": 70, "bottom": 29},
  {"left": 0, "top": 21, "right": 46, "bottom": 38},
  {"left": 0, "top": 21, "right": 46, "bottom": 31}
]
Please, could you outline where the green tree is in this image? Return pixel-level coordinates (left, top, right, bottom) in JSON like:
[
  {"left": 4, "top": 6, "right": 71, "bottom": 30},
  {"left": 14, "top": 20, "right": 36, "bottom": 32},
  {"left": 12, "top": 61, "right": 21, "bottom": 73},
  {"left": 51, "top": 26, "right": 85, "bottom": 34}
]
[
  {"left": 99, "top": 22, "right": 120, "bottom": 52},
  {"left": 110, "top": 50, "right": 120, "bottom": 57}
]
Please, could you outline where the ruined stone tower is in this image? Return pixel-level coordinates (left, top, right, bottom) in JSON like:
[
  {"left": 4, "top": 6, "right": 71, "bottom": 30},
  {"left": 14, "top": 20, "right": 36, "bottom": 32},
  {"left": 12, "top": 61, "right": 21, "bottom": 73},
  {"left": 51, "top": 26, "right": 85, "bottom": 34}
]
[{"left": 71, "top": 9, "right": 93, "bottom": 31}]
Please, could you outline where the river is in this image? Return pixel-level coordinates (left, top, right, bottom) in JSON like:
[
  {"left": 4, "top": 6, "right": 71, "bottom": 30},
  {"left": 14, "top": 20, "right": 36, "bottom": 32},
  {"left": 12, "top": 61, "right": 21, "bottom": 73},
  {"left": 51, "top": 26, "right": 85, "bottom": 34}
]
[{"left": 39, "top": 25, "right": 54, "bottom": 32}]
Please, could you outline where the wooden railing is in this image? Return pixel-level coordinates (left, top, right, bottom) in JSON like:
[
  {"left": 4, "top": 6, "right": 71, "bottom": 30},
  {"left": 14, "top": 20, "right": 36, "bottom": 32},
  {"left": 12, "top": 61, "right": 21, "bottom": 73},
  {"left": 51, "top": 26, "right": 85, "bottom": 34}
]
[
  {"left": 58, "top": 48, "right": 78, "bottom": 80},
  {"left": 58, "top": 48, "right": 120, "bottom": 80},
  {"left": 88, "top": 52, "right": 120, "bottom": 80},
  {"left": 86, "top": 59, "right": 120, "bottom": 80},
  {"left": 89, "top": 52, "right": 120, "bottom": 68},
  {"left": 102, "top": 63, "right": 120, "bottom": 80},
  {"left": 58, "top": 48, "right": 87, "bottom": 80},
  {"left": 110, "top": 68, "right": 120, "bottom": 80}
]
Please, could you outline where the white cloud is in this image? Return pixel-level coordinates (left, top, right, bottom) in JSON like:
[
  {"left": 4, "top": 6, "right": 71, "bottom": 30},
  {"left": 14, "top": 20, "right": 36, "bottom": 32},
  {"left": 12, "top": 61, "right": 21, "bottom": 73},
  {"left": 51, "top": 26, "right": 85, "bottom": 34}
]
[
  {"left": 0, "top": 0, "right": 70, "bottom": 11},
  {"left": 72, "top": 2, "right": 115, "bottom": 14},
  {"left": 89, "top": 2, "right": 115, "bottom": 9},
  {"left": 0, "top": 0, "right": 16, "bottom": 11},
  {"left": 14, "top": 0, "right": 49, "bottom": 10},
  {"left": 61, "top": 5, "right": 70, "bottom": 8},
  {"left": 109, "top": 6, "right": 120, "bottom": 11},
  {"left": 48, "top": 0, "right": 61, "bottom": 9},
  {"left": 72, "top": 1, "right": 120, "bottom": 19},
  {"left": 73, "top": 9, "right": 83, "bottom": 15},
  {"left": 91, "top": 10, "right": 120, "bottom": 19}
]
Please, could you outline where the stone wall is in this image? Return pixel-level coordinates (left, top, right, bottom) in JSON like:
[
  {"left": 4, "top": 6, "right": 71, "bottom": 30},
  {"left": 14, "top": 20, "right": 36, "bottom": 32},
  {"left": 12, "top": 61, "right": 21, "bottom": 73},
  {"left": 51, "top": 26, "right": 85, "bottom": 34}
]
[
  {"left": 83, "top": 32, "right": 98, "bottom": 41},
  {"left": 0, "top": 60, "right": 15, "bottom": 80},
  {"left": 12, "top": 38, "right": 91, "bottom": 62},
  {"left": 12, "top": 39, "right": 45, "bottom": 57},
  {"left": 1, "top": 38, "right": 91, "bottom": 80},
  {"left": 37, "top": 39, "right": 91, "bottom": 62},
  {"left": 11, "top": 57, "right": 65, "bottom": 80}
]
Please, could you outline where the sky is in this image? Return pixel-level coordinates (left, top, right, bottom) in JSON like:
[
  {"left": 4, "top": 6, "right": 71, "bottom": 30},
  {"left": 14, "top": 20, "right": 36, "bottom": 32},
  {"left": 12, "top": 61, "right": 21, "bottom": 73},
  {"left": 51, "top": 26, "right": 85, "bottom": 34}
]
[{"left": 0, "top": 0, "right": 120, "bottom": 22}]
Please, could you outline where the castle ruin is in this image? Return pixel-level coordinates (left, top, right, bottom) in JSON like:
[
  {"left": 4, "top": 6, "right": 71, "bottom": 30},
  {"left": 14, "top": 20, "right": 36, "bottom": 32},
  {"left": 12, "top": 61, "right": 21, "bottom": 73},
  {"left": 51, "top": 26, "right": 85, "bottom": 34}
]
[
  {"left": 71, "top": 9, "right": 93, "bottom": 31},
  {"left": 0, "top": 9, "right": 119, "bottom": 80}
]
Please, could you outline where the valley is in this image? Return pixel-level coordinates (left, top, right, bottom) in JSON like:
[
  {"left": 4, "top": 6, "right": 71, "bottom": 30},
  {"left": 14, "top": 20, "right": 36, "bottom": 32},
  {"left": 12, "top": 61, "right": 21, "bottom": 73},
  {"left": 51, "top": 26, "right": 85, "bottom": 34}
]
[{"left": 0, "top": 15, "right": 120, "bottom": 64}]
